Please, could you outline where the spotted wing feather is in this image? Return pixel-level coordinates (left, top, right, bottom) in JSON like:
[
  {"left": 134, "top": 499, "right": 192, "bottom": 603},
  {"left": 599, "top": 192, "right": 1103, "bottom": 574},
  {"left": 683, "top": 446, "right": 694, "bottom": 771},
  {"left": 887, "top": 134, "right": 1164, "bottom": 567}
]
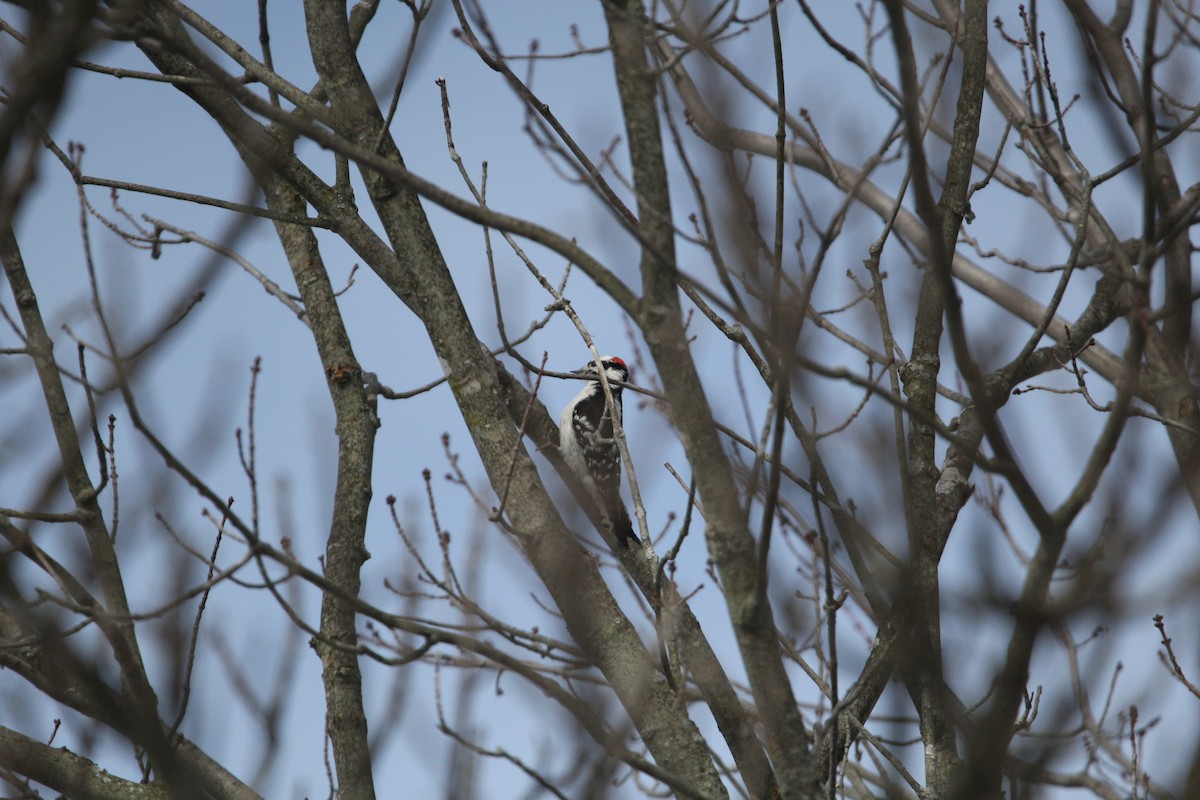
[{"left": 567, "top": 390, "right": 637, "bottom": 547}]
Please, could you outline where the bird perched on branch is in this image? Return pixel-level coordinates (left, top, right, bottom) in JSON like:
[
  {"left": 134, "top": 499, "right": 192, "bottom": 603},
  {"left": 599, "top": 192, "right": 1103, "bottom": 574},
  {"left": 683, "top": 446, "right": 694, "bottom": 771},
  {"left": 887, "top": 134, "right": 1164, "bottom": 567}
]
[{"left": 558, "top": 355, "right": 639, "bottom": 548}]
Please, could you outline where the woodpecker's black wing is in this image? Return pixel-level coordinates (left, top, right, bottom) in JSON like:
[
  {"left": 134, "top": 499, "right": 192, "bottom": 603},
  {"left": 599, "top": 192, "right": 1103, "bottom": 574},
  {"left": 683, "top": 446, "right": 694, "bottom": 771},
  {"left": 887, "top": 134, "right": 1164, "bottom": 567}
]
[{"left": 570, "top": 392, "right": 638, "bottom": 547}]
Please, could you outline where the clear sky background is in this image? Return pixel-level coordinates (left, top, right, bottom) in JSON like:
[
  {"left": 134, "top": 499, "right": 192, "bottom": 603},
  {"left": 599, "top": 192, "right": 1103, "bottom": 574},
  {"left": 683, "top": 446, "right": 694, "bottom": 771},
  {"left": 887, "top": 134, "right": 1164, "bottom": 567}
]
[{"left": 2, "top": 2, "right": 1198, "bottom": 798}]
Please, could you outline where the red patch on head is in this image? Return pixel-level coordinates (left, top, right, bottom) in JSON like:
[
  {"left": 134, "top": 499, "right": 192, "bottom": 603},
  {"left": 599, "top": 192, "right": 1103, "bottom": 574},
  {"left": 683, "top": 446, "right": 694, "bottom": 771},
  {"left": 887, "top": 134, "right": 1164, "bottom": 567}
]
[{"left": 610, "top": 356, "right": 626, "bottom": 367}]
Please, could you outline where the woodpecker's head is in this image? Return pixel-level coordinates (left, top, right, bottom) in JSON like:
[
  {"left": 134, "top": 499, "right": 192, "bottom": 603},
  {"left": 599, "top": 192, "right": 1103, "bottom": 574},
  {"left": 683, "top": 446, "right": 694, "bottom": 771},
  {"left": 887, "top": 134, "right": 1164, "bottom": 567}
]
[{"left": 576, "top": 355, "right": 629, "bottom": 386}]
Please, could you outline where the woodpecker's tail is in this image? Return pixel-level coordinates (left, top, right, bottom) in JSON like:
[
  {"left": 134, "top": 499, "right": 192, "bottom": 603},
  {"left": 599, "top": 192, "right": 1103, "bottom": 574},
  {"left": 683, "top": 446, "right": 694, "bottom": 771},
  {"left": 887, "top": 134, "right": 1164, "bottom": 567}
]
[{"left": 611, "top": 502, "right": 639, "bottom": 548}]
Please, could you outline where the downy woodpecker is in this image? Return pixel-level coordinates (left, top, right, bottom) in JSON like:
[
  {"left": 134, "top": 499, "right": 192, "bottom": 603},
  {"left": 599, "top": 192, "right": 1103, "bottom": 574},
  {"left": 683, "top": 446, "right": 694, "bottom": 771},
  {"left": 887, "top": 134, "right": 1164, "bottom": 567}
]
[{"left": 559, "top": 355, "right": 639, "bottom": 548}]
